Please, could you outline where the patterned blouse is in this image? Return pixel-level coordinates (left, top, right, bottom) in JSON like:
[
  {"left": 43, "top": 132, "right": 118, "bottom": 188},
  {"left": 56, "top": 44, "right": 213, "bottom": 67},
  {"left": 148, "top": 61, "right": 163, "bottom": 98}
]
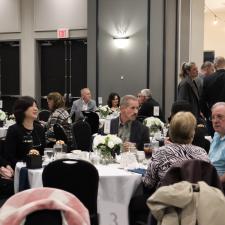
[
  {"left": 143, "top": 143, "right": 210, "bottom": 189},
  {"left": 46, "top": 108, "right": 72, "bottom": 142}
]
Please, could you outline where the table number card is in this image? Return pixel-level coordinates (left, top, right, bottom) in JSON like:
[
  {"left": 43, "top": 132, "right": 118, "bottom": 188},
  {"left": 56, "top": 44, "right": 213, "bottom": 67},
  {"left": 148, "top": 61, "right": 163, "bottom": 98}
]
[
  {"left": 99, "top": 201, "right": 127, "bottom": 225},
  {"left": 0, "top": 100, "right": 2, "bottom": 109},
  {"left": 104, "top": 119, "right": 111, "bottom": 134},
  {"left": 153, "top": 106, "right": 159, "bottom": 116}
]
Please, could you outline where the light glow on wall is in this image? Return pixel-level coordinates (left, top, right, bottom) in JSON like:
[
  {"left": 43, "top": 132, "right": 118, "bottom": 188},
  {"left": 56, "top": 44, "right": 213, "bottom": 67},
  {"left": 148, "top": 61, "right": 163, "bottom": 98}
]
[{"left": 113, "top": 37, "right": 130, "bottom": 49}]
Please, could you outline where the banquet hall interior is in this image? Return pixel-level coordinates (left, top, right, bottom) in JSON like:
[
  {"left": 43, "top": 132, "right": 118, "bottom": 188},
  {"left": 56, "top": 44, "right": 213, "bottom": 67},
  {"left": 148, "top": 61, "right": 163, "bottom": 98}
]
[{"left": 0, "top": 0, "right": 225, "bottom": 225}]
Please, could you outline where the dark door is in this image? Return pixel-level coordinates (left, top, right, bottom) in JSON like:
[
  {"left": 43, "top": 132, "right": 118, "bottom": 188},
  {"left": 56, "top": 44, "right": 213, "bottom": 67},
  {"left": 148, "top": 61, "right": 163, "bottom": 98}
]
[
  {"left": 0, "top": 41, "right": 20, "bottom": 113},
  {"left": 39, "top": 39, "right": 87, "bottom": 109}
]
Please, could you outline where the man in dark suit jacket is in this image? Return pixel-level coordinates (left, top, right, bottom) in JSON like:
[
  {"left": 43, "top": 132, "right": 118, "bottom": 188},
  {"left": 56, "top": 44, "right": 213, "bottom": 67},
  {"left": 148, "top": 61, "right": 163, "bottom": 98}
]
[
  {"left": 109, "top": 95, "right": 149, "bottom": 151},
  {"left": 200, "top": 56, "right": 225, "bottom": 135},
  {"left": 201, "top": 56, "right": 225, "bottom": 118},
  {"left": 137, "top": 89, "right": 165, "bottom": 122}
]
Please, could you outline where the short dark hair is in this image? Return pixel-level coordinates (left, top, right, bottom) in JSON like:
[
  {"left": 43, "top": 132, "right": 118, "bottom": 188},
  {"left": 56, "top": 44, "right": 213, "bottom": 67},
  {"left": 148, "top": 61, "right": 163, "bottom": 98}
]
[
  {"left": 13, "top": 96, "right": 37, "bottom": 124},
  {"left": 107, "top": 93, "right": 120, "bottom": 108}
]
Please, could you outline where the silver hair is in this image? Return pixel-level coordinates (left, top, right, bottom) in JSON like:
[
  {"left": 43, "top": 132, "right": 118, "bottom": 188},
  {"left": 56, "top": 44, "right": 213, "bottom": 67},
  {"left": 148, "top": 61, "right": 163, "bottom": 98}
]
[
  {"left": 201, "top": 61, "right": 213, "bottom": 70},
  {"left": 120, "top": 95, "right": 138, "bottom": 107},
  {"left": 140, "top": 89, "right": 152, "bottom": 98},
  {"left": 80, "top": 88, "right": 90, "bottom": 95},
  {"left": 211, "top": 102, "right": 225, "bottom": 111},
  {"left": 214, "top": 56, "right": 225, "bottom": 69}
]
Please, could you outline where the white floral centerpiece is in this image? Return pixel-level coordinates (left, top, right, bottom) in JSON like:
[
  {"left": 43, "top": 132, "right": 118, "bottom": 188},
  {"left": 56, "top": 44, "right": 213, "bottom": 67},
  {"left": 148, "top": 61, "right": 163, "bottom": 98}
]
[
  {"left": 98, "top": 105, "right": 113, "bottom": 119},
  {"left": 0, "top": 110, "right": 6, "bottom": 121},
  {"left": 0, "top": 110, "right": 6, "bottom": 127},
  {"left": 93, "top": 134, "right": 122, "bottom": 163},
  {"left": 143, "top": 117, "right": 164, "bottom": 137},
  {"left": 5, "top": 113, "right": 16, "bottom": 127}
]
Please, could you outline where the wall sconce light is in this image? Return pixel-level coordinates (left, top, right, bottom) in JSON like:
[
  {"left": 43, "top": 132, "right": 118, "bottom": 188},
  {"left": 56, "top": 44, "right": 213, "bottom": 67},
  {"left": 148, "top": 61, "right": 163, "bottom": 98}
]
[{"left": 113, "top": 37, "right": 130, "bottom": 49}]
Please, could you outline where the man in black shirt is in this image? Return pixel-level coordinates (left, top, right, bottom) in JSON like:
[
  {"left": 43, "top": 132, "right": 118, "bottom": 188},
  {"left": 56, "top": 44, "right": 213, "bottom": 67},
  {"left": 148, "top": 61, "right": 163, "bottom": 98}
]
[{"left": 138, "top": 89, "right": 165, "bottom": 122}]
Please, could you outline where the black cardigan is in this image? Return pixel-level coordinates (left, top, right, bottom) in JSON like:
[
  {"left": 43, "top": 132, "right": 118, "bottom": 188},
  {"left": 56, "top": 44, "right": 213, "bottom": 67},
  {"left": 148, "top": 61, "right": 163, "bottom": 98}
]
[{"left": 5, "top": 123, "right": 46, "bottom": 168}]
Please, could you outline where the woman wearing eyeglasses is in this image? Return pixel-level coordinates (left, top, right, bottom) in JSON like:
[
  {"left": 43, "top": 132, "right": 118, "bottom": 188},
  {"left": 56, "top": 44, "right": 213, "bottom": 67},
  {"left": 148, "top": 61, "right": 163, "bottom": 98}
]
[{"left": 5, "top": 96, "right": 45, "bottom": 169}]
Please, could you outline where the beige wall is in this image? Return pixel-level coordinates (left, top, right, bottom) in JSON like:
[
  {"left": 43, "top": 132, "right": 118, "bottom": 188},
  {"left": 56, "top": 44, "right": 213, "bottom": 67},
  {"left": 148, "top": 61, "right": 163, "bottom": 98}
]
[
  {"left": 204, "top": 11, "right": 225, "bottom": 57},
  {"left": 0, "top": 0, "right": 87, "bottom": 99}
]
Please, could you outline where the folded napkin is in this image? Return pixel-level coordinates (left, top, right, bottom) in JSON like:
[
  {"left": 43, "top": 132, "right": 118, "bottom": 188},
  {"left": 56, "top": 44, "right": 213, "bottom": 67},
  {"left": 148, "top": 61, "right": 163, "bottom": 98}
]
[{"left": 128, "top": 168, "right": 146, "bottom": 176}]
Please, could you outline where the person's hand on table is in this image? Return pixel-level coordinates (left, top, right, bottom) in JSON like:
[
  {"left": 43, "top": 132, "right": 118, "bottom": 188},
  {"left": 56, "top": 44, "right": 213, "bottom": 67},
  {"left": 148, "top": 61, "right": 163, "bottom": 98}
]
[
  {"left": 123, "top": 142, "right": 136, "bottom": 152},
  {"left": 0, "top": 165, "right": 14, "bottom": 179}
]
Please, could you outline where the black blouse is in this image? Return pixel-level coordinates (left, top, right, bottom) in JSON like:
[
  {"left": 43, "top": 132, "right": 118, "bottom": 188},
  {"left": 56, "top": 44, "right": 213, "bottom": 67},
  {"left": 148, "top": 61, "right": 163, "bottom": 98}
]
[{"left": 5, "top": 123, "right": 46, "bottom": 168}]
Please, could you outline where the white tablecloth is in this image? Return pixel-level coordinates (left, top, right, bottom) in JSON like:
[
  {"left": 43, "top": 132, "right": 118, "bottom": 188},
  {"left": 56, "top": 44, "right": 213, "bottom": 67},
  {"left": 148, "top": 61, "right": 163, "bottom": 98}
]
[
  {"left": 15, "top": 162, "right": 142, "bottom": 225},
  {"left": 0, "top": 127, "right": 8, "bottom": 138}
]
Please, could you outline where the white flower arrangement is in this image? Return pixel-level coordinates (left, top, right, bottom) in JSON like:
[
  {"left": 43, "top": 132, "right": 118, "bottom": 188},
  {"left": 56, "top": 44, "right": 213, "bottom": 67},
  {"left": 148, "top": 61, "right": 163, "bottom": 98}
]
[
  {"left": 0, "top": 110, "right": 6, "bottom": 121},
  {"left": 98, "top": 105, "right": 113, "bottom": 118},
  {"left": 93, "top": 134, "right": 122, "bottom": 159},
  {"left": 143, "top": 117, "right": 164, "bottom": 136}
]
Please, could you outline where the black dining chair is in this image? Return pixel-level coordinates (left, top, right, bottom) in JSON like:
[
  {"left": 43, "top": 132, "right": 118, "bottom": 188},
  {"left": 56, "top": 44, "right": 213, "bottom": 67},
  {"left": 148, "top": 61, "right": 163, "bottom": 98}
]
[
  {"left": 136, "top": 116, "right": 147, "bottom": 123},
  {"left": 53, "top": 123, "right": 68, "bottom": 144},
  {"left": 72, "top": 120, "right": 92, "bottom": 151},
  {"left": 82, "top": 111, "right": 99, "bottom": 134},
  {"left": 25, "top": 210, "right": 62, "bottom": 225},
  {"left": 147, "top": 160, "right": 223, "bottom": 225},
  {"left": 38, "top": 110, "right": 51, "bottom": 122},
  {"left": 42, "top": 159, "right": 99, "bottom": 225}
]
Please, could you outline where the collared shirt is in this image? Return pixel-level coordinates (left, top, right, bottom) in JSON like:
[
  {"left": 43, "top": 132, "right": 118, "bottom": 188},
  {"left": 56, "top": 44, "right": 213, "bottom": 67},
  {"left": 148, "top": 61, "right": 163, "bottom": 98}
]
[
  {"left": 118, "top": 118, "right": 132, "bottom": 143},
  {"left": 82, "top": 100, "right": 88, "bottom": 111},
  {"left": 209, "top": 132, "right": 225, "bottom": 176}
]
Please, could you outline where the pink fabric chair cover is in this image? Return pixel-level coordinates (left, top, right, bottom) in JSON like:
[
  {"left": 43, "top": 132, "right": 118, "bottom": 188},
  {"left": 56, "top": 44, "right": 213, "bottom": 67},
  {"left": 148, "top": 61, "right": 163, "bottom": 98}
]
[{"left": 0, "top": 187, "right": 90, "bottom": 225}]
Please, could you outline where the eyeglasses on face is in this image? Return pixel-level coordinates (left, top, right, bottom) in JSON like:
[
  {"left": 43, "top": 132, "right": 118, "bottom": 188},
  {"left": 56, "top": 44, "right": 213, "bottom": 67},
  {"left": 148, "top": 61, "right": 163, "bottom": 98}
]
[{"left": 211, "top": 114, "right": 225, "bottom": 121}]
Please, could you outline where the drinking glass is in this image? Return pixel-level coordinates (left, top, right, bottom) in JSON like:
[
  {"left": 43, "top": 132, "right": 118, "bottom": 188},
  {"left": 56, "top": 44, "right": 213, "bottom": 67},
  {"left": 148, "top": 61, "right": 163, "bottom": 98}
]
[
  {"left": 53, "top": 144, "right": 63, "bottom": 159},
  {"left": 143, "top": 143, "right": 152, "bottom": 159},
  {"left": 44, "top": 148, "right": 54, "bottom": 161},
  {"left": 128, "top": 142, "right": 137, "bottom": 153}
]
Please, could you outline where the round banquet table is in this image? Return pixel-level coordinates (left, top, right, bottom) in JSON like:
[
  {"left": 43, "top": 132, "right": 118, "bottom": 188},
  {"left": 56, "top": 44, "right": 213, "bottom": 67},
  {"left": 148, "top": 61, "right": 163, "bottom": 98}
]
[{"left": 15, "top": 161, "right": 142, "bottom": 225}]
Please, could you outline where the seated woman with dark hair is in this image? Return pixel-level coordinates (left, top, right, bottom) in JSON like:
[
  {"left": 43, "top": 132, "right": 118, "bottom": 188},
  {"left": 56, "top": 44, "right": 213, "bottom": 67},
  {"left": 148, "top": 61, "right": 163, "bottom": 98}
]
[
  {"left": 143, "top": 112, "right": 209, "bottom": 189},
  {"left": 5, "top": 96, "right": 45, "bottom": 169},
  {"left": 107, "top": 92, "right": 120, "bottom": 112},
  {"left": 45, "top": 92, "right": 72, "bottom": 142}
]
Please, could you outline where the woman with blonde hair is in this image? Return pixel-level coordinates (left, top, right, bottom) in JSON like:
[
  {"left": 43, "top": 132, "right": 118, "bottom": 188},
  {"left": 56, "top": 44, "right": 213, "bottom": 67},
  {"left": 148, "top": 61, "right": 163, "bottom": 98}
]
[
  {"left": 45, "top": 92, "right": 72, "bottom": 142},
  {"left": 143, "top": 111, "right": 209, "bottom": 189}
]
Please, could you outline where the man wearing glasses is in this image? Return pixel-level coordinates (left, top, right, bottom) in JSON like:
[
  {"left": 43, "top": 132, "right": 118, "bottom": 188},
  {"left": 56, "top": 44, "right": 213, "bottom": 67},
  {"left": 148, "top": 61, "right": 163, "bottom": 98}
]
[{"left": 209, "top": 102, "right": 225, "bottom": 185}]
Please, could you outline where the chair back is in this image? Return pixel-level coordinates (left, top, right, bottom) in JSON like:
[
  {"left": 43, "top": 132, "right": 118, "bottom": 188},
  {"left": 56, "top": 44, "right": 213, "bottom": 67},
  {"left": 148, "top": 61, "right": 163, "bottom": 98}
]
[
  {"left": 82, "top": 111, "right": 99, "bottom": 134},
  {"left": 42, "top": 159, "right": 99, "bottom": 225},
  {"left": 38, "top": 110, "right": 51, "bottom": 122},
  {"left": 0, "top": 187, "right": 90, "bottom": 225},
  {"left": 25, "top": 210, "right": 62, "bottom": 225},
  {"left": 72, "top": 120, "right": 92, "bottom": 151},
  {"left": 136, "top": 116, "right": 147, "bottom": 123},
  {"left": 53, "top": 123, "right": 68, "bottom": 144},
  {"left": 160, "top": 159, "right": 223, "bottom": 190},
  {"left": 147, "top": 160, "right": 223, "bottom": 225}
]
